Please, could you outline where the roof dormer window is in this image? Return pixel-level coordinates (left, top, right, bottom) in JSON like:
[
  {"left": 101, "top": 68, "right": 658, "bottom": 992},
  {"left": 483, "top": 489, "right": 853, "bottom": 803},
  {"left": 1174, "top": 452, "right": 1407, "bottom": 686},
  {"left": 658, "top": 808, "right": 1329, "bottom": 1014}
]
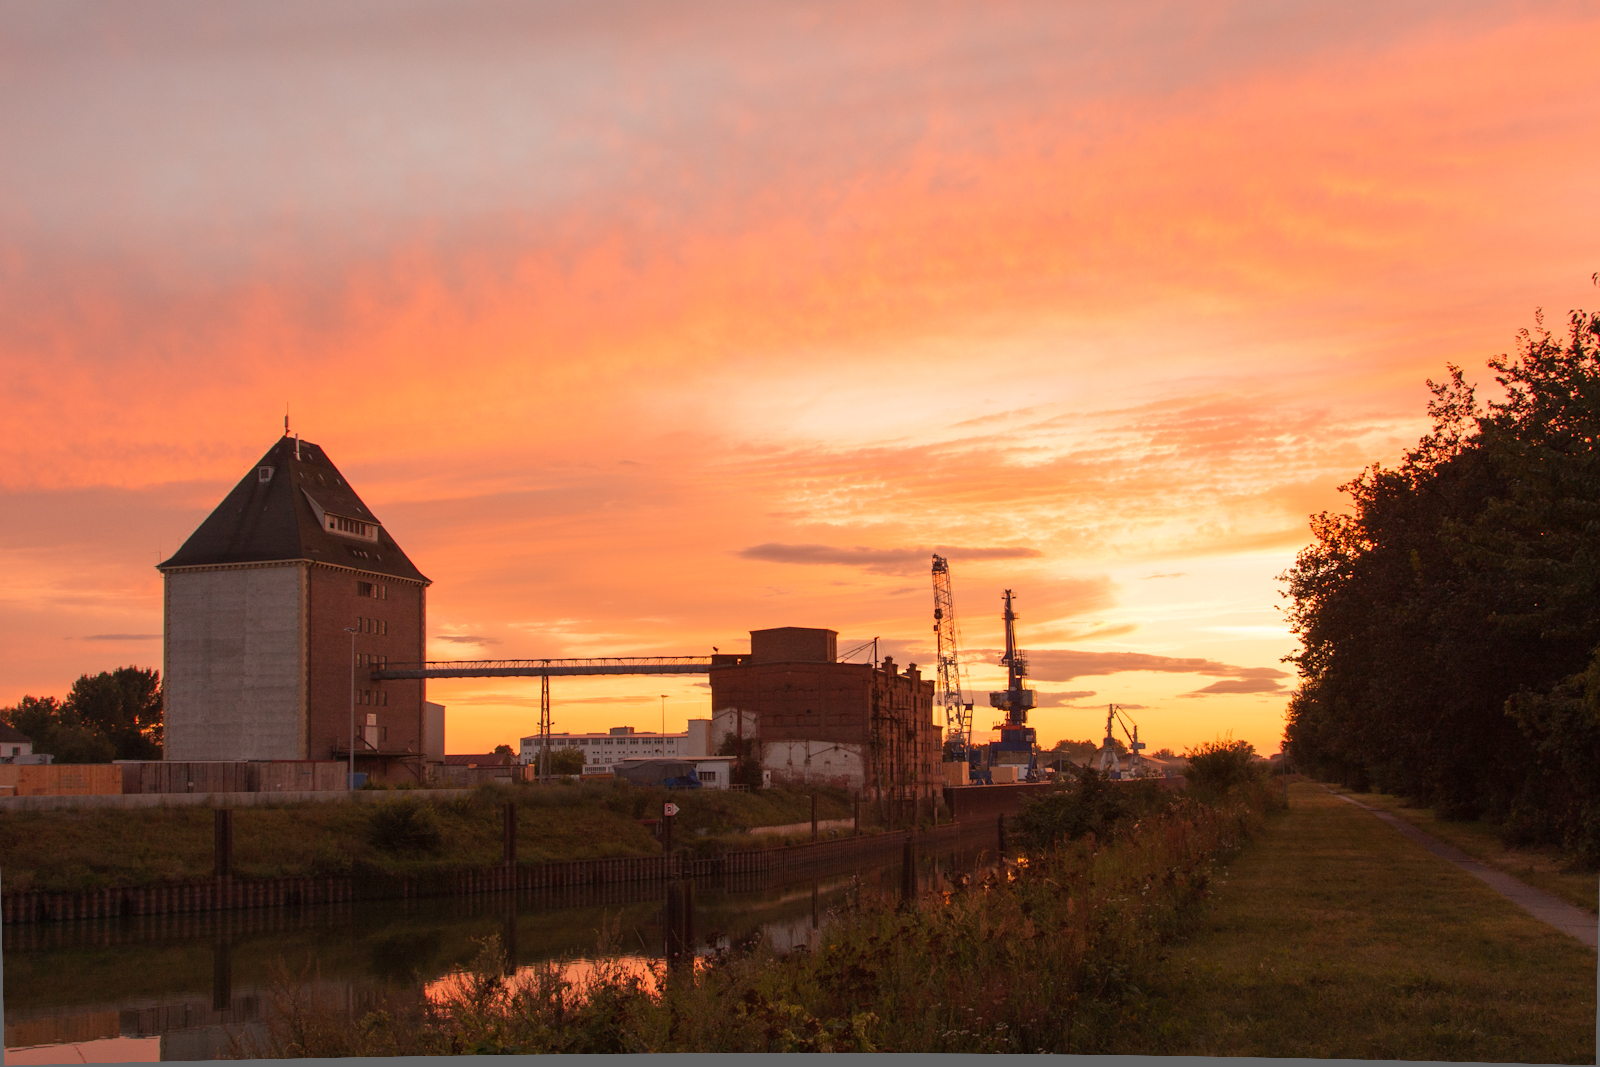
[
  {"left": 258, "top": 466, "right": 274, "bottom": 483},
  {"left": 327, "top": 514, "right": 380, "bottom": 542}
]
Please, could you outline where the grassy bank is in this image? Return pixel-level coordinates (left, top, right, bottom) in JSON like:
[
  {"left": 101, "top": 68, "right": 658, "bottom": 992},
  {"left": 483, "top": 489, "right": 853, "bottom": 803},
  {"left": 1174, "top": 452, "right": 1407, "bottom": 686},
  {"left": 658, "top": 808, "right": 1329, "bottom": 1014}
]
[
  {"left": 0, "top": 781, "right": 854, "bottom": 893},
  {"left": 1104, "top": 781, "right": 1597, "bottom": 1062},
  {"left": 1322, "top": 783, "right": 1598, "bottom": 914},
  {"left": 232, "top": 776, "right": 1273, "bottom": 1055}
]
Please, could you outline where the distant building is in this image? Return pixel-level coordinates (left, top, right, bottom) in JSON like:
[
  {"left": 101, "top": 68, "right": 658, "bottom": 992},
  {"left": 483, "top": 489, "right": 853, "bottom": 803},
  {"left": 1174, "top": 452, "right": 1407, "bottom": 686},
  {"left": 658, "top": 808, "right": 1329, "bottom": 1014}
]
[
  {"left": 156, "top": 435, "right": 432, "bottom": 783},
  {"left": 0, "top": 723, "right": 33, "bottom": 761},
  {"left": 613, "top": 755, "right": 736, "bottom": 789},
  {"left": 709, "top": 627, "right": 940, "bottom": 810},
  {"left": 444, "top": 753, "right": 514, "bottom": 768},
  {"left": 520, "top": 724, "right": 707, "bottom": 772}
]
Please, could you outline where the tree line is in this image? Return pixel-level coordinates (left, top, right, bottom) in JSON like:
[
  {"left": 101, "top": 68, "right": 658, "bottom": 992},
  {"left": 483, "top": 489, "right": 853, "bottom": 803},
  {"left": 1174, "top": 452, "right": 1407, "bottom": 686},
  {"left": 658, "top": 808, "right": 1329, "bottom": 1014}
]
[
  {"left": 0, "top": 666, "right": 163, "bottom": 762},
  {"left": 1283, "top": 302, "right": 1600, "bottom": 867}
]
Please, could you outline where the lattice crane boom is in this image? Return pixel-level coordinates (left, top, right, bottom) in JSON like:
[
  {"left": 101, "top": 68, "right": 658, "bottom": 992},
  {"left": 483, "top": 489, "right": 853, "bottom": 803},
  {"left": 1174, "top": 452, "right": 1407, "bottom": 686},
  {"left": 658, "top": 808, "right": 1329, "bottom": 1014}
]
[{"left": 931, "top": 554, "right": 974, "bottom": 757}]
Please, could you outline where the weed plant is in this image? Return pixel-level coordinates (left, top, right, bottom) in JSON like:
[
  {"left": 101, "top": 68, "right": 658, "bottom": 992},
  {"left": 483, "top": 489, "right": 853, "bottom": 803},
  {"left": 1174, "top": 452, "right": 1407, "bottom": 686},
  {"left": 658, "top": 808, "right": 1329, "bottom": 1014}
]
[{"left": 231, "top": 780, "right": 1279, "bottom": 1055}]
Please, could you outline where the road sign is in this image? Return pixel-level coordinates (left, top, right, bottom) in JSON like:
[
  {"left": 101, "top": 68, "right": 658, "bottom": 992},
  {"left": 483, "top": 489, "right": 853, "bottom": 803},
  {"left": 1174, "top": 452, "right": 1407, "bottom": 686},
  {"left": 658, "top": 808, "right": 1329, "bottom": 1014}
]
[{"left": 663, "top": 802, "right": 680, "bottom": 817}]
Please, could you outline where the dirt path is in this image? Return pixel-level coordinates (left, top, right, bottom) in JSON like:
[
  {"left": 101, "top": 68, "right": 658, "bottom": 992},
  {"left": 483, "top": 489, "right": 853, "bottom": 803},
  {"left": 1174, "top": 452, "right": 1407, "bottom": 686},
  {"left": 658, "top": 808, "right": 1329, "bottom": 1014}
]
[{"left": 1329, "top": 787, "right": 1598, "bottom": 949}]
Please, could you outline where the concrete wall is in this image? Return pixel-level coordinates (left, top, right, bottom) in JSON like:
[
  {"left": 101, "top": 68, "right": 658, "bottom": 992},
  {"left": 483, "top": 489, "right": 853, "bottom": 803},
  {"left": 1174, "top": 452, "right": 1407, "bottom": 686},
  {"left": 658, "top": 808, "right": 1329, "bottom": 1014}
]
[
  {"left": 0, "top": 787, "right": 478, "bottom": 813},
  {"left": 164, "top": 565, "right": 307, "bottom": 761},
  {"left": 709, "top": 707, "right": 760, "bottom": 755},
  {"left": 305, "top": 565, "right": 426, "bottom": 780},
  {"left": 423, "top": 701, "right": 446, "bottom": 763},
  {"left": 761, "top": 739, "right": 866, "bottom": 790},
  {"left": 685, "top": 718, "right": 710, "bottom": 758}
]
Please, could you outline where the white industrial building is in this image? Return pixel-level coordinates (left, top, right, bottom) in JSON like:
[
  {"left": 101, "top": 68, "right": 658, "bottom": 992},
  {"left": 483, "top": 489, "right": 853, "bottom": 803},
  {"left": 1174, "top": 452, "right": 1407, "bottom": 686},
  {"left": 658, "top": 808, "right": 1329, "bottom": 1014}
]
[{"left": 519, "top": 720, "right": 712, "bottom": 773}]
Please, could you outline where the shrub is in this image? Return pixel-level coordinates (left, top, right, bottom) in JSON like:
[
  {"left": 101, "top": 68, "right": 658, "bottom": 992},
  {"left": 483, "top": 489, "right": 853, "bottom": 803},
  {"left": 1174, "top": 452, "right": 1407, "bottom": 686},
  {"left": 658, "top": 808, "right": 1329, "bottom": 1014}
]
[
  {"left": 1013, "top": 767, "right": 1174, "bottom": 853},
  {"left": 367, "top": 799, "right": 445, "bottom": 855},
  {"left": 1183, "top": 736, "right": 1261, "bottom": 800}
]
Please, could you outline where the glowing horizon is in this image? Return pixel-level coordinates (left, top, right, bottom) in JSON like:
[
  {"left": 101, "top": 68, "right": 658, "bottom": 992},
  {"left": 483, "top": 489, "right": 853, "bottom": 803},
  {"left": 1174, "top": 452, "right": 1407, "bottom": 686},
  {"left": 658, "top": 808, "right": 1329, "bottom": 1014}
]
[{"left": 3, "top": 0, "right": 1598, "bottom": 756}]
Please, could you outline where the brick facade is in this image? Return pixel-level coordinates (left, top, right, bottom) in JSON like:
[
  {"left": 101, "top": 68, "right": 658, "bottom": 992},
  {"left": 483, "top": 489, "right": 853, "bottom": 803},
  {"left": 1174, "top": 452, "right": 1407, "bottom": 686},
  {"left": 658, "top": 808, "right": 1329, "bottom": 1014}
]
[
  {"left": 305, "top": 565, "right": 427, "bottom": 780},
  {"left": 709, "top": 642, "right": 941, "bottom": 807}
]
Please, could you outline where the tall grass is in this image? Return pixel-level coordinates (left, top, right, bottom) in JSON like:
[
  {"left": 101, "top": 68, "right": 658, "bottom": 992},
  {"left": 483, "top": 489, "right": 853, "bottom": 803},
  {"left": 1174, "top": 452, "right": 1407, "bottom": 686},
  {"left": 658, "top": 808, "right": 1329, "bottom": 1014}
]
[
  {"left": 233, "top": 780, "right": 1280, "bottom": 1055},
  {"left": 0, "top": 781, "right": 855, "bottom": 891}
]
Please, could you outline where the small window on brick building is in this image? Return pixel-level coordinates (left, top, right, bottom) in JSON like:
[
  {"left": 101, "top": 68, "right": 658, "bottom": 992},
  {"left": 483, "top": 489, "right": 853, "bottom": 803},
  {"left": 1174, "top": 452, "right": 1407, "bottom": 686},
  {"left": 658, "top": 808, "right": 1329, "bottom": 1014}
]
[
  {"left": 380, "top": 585, "right": 388, "bottom": 600},
  {"left": 381, "top": 691, "right": 388, "bottom": 707},
  {"left": 357, "top": 581, "right": 375, "bottom": 597},
  {"left": 380, "top": 620, "right": 388, "bottom": 636},
  {"left": 380, "top": 726, "right": 388, "bottom": 741}
]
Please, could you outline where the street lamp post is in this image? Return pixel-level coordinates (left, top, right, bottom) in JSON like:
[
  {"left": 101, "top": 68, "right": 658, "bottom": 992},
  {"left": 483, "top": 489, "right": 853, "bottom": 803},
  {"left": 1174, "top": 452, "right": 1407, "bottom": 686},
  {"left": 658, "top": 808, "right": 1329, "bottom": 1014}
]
[{"left": 345, "top": 626, "right": 359, "bottom": 788}]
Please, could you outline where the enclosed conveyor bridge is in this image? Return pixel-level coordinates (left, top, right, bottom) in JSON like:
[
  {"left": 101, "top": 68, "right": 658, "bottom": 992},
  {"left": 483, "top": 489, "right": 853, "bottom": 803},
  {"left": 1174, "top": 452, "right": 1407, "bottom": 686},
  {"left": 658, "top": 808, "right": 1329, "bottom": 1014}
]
[{"left": 371, "top": 654, "right": 748, "bottom": 681}]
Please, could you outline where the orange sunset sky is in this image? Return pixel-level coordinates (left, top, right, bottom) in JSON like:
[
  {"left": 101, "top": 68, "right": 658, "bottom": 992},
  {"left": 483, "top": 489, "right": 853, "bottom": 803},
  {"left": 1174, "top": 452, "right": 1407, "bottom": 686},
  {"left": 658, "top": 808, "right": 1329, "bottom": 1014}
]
[{"left": 3, "top": 1, "right": 1598, "bottom": 756}]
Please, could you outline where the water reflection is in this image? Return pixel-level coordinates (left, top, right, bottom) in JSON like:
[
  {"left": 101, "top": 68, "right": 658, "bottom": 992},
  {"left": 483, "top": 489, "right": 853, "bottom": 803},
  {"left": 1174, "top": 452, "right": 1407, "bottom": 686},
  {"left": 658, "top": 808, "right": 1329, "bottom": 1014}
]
[{"left": 5, "top": 832, "right": 994, "bottom": 1062}]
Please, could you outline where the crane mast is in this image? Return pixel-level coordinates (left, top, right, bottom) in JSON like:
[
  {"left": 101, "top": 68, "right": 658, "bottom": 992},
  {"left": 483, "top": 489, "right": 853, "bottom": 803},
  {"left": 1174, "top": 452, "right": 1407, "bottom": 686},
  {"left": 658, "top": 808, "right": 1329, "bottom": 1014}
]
[
  {"left": 986, "top": 589, "right": 1039, "bottom": 780},
  {"left": 930, "top": 554, "right": 974, "bottom": 761}
]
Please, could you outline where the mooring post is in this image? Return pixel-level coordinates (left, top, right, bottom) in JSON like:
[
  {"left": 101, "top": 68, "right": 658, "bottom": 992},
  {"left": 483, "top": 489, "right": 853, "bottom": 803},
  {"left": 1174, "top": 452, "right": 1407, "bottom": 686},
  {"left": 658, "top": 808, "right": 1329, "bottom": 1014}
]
[
  {"left": 683, "top": 878, "right": 695, "bottom": 955},
  {"left": 213, "top": 808, "right": 232, "bottom": 878},
  {"left": 211, "top": 938, "right": 232, "bottom": 1012},
  {"left": 503, "top": 801, "right": 517, "bottom": 869},
  {"left": 811, "top": 794, "right": 818, "bottom": 842},
  {"left": 900, "top": 833, "right": 917, "bottom": 907},
  {"left": 664, "top": 881, "right": 681, "bottom": 966},
  {"left": 997, "top": 812, "right": 1006, "bottom": 856},
  {"left": 503, "top": 908, "right": 518, "bottom": 976}
]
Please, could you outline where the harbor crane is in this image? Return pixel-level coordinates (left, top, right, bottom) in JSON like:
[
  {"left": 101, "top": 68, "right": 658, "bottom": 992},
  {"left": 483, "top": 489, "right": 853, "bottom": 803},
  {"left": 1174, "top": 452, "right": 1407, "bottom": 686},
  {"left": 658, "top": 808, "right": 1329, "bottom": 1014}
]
[
  {"left": 987, "top": 589, "right": 1039, "bottom": 780},
  {"left": 931, "top": 554, "right": 975, "bottom": 763},
  {"left": 1097, "top": 704, "right": 1146, "bottom": 779}
]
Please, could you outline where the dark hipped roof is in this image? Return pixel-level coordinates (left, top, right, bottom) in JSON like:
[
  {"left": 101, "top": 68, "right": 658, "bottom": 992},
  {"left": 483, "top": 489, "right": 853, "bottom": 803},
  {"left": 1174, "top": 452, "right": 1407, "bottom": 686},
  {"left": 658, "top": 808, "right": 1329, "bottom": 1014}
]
[
  {"left": 0, "top": 722, "right": 32, "bottom": 744},
  {"left": 157, "top": 436, "right": 429, "bottom": 584}
]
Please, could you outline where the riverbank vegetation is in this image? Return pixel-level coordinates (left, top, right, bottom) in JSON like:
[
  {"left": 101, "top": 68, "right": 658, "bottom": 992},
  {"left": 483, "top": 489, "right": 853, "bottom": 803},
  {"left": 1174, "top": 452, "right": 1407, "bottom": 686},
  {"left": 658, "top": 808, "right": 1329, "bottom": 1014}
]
[
  {"left": 1283, "top": 304, "right": 1600, "bottom": 869},
  {"left": 234, "top": 772, "right": 1282, "bottom": 1055},
  {"left": 0, "top": 780, "right": 853, "bottom": 893}
]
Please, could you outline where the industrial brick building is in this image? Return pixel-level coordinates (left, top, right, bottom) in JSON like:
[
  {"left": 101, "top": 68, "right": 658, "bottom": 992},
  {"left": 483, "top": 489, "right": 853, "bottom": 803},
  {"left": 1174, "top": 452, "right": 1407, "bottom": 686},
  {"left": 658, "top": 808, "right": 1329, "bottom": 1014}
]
[
  {"left": 157, "top": 435, "right": 435, "bottom": 782},
  {"left": 709, "top": 627, "right": 940, "bottom": 816}
]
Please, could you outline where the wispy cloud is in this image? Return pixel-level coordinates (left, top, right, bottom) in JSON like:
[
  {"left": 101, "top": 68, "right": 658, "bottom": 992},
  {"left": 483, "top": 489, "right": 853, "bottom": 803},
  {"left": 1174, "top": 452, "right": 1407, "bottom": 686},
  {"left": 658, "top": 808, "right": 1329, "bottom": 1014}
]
[
  {"left": 736, "top": 543, "right": 1042, "bottom": 575},
  {"left": 1032, "top": 690, "right": 1097, "bottom": 707},
  {"left": 79, "top": 634, "right": 160, "bottom": 641},
  {"left": 1178, "top": 670, "right": 1291, "bottom": 698},
  {"left": 434, "top": 634, "right": 499, "bottom": 645},
  {"left": 1022, "top": 650, "right": 1290, "bottom": 685}
]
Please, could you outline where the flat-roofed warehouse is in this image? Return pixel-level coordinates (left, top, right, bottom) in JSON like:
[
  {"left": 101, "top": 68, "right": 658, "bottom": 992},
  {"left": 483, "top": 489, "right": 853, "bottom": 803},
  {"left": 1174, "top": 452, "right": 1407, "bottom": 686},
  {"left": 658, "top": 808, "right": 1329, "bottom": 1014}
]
[
  {"left": 156, "top": 435, "right": 433, "bottom": 782},
  {"left": 709, "top": 627, "right": 940, "bottom": 816}
]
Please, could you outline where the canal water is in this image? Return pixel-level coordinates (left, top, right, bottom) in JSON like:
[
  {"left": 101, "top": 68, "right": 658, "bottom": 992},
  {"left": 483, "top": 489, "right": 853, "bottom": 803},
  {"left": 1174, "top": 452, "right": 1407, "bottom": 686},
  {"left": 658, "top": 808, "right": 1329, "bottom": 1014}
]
[{"left": 4, "top": 837, "right": 993, "bottom": 1062}]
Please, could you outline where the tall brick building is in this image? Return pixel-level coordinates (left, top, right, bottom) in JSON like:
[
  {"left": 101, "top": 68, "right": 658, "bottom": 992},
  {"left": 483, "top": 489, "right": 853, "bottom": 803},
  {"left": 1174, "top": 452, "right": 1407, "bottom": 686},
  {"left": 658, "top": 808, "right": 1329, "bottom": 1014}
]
[
  {"left": 157, "top": 435, "right": 430, "bottom": 781},
  {"left": 709, "top": 627, "right": 940, "bottom": 814}
]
